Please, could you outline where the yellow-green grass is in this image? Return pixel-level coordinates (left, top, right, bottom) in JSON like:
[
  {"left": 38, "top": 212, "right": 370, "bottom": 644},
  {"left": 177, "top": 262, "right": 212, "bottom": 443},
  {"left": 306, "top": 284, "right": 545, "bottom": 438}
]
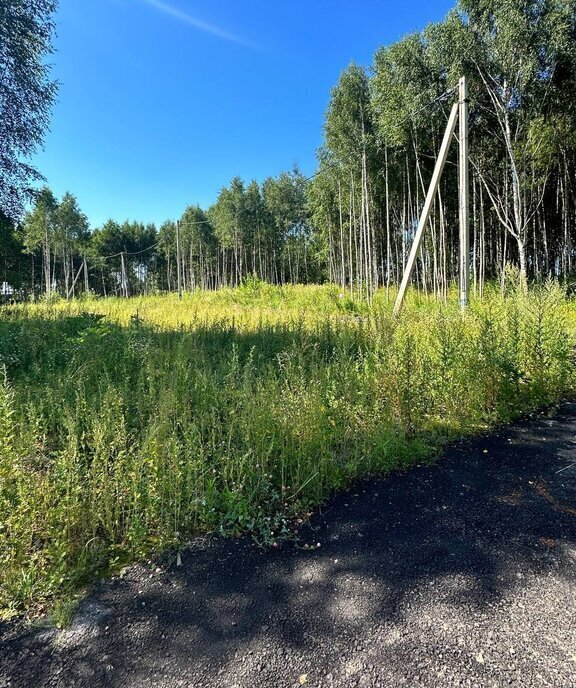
[{"left": 0, "top": 281, "right": 574, "bottom": 621}]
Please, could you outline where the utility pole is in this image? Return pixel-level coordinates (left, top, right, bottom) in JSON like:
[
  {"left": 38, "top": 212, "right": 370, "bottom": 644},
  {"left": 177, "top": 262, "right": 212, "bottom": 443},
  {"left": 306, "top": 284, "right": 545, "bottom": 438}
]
[
  {"left": 459, "top": 75, "right": 470, "bottom": 310},
  {"left": 393, "top": 102, "right": 459, "bottom": 316},
  {"left": 120, "top": 251, "right": 128, "bottom": 298},
  {"left": 83, "top": 256, "right": 89, "bottom": 294},
  {"left": 176, "top": 219, "right": 182, "bottom": 300}
]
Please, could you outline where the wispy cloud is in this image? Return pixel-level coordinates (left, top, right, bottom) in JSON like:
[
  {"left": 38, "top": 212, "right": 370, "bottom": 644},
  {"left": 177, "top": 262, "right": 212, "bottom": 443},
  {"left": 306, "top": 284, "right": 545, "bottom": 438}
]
[{"left": 138, "top": 0, "right": 260, "bottom": 49}]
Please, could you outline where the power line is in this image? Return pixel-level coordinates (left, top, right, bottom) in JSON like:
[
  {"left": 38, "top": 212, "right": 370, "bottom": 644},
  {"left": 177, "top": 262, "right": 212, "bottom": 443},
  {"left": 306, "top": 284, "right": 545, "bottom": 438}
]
[
  {"left": 175, "top": 87, "right": 461, "bottom": 229},
  {"left": 99, "top": 85, "right": 461, "bottom": 260},
  {"left": 179, "top": 219, "right": 212, "bottom": 227},
  {"left": 303, "top": 85, "right": 459, "bottom": 184},
  {"left": 100, "top": 242, "right": 159, "bottom": 260}
]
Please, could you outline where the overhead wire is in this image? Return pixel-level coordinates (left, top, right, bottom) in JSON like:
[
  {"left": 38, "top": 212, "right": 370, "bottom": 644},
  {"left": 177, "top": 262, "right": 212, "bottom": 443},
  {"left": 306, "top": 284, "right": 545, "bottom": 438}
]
[
  {"left": 99, "top": 85, "right": 462, "bottom": 262},
  {"left": 100, "top": 242, "right": 159, "bottom": 260},
  {"left": 302, "top": 85, "right": 459, "bottom": 183}
]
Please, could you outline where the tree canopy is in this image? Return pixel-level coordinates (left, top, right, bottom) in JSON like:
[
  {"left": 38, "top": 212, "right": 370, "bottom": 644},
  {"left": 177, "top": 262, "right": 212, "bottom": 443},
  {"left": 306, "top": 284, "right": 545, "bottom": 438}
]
[
  {"left": 3, "top": 0, "right": 576, "bottom": 299},
  {"left": 0, "top": 0, "right": 58, "bottom": 221}
]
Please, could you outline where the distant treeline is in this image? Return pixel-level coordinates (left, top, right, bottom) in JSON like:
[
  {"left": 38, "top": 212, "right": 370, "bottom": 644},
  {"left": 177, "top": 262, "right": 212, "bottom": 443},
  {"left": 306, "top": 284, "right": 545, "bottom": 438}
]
[
  {"left": 2, "top": 0, "right": 576, "bottom": 299},
  {"left": 0, "top": 170, "right": 316, "bottom": 298}
]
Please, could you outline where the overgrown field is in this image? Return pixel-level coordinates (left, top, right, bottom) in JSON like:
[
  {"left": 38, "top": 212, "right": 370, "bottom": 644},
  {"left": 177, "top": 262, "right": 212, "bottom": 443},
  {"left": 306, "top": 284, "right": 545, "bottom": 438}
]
[{"left": 0, "top": 282, "right": 574, "bottom": 621}]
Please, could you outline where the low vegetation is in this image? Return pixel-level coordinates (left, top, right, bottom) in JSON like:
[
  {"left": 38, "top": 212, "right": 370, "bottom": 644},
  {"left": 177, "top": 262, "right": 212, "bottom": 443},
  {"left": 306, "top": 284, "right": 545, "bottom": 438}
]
[{"left": 0, "top": 282, "right": 574, "bottom": 621}]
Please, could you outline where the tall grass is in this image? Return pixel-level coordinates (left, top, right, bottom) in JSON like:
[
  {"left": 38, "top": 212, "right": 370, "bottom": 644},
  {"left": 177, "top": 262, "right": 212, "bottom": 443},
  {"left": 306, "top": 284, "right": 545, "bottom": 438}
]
[{"left": 0, "top": 282, "right": 574, "bottom": 620}]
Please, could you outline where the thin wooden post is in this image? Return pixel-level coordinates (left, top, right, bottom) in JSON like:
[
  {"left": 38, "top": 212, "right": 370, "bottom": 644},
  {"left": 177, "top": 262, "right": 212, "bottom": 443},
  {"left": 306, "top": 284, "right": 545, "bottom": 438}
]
[
  {"left": 176, "top": 219, "right": 182, "bottom": 300},
  {"left": 120, "top": 251, "right": 128, "bottom": 298},
  {"left": 393, "top": 102, "right": 459, "bottom": 316},
  {"left": 459, "top": 76, "right": 470, "bottom": 310}
]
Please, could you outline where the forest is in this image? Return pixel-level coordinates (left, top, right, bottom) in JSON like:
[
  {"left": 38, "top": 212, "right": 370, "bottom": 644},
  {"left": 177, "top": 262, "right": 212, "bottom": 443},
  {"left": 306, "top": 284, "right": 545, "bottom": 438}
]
[{"left": 3, "top": 0, "right": 576, "bottom": 301}]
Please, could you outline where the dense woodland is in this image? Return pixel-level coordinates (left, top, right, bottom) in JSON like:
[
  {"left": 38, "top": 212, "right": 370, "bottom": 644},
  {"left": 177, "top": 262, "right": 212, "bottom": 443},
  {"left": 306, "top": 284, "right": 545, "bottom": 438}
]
[{"left": 2, "top": 0, "right": 576, "bottom": 300}]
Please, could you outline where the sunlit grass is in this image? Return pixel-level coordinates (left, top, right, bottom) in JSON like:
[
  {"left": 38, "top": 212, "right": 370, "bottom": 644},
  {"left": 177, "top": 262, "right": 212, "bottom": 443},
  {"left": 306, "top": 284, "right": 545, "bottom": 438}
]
[{"left": 0, "top": 281, "right": 574, "bottom": 621}]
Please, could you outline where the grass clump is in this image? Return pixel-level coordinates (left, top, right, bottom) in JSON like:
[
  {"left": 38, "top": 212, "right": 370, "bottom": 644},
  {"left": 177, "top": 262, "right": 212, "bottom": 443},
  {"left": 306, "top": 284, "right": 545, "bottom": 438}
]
[{"left": 0, "top": 282, "right": 574, "bottom": 620}]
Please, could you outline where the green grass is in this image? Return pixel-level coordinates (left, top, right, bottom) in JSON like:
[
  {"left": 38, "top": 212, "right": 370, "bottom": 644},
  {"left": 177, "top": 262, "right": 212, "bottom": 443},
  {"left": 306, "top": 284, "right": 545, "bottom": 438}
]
[{"left": 0, "top": 281, "right": 574, "bottom": 621}]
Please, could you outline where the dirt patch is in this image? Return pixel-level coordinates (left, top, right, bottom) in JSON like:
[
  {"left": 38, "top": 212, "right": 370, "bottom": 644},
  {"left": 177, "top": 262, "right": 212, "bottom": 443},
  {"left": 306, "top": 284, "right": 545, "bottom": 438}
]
[
  {"left": 496, "top": 488, "right": 524, "bottom": 505},
  {"left": 533, "top": 479, "right": 576, "bottom": 516}
]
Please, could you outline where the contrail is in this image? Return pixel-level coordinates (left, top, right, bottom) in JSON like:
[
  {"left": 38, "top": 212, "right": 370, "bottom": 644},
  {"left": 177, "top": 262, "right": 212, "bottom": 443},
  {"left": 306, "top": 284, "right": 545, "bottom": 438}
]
[{"left": 139, "top": 0, "right": 260, "bottom": 49}]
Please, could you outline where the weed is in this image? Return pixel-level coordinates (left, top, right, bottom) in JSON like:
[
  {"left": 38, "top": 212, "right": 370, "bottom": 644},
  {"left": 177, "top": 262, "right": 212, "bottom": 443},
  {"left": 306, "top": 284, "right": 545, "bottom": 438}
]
[{"left": 0, "top": 283, "right": 574, "bottom": 619}]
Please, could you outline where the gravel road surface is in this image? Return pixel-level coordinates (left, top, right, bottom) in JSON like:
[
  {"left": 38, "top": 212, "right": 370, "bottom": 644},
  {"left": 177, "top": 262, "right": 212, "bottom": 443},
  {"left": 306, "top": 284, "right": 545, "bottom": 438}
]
[{"left": 1, "top": 405, "right": 575, "bottom": 687}]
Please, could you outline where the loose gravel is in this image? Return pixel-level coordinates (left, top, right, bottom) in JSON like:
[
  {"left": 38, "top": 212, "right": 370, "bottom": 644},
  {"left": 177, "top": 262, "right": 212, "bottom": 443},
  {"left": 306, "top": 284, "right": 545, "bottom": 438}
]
[{"left": 1, "top": 404, "right": 575, "bottom": 687}]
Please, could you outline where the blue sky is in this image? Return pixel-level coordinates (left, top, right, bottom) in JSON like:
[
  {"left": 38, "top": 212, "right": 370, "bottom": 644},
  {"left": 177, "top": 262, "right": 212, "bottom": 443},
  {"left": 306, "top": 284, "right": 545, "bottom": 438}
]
[{"left": 33, "top": 0, "right": 454, "bottom": 228}]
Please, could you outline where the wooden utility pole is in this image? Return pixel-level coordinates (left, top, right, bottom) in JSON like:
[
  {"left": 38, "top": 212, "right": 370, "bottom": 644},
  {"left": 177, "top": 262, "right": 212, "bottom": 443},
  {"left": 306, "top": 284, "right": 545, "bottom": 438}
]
[
  {"left": 176, "top": 219, "right": 182, "bottom": 300},
  {"left": 393, "top": 102, "right": 459, "bottom": 316},
  {"left": 459, "top": 76, "right": 470, "bottom": 310}
]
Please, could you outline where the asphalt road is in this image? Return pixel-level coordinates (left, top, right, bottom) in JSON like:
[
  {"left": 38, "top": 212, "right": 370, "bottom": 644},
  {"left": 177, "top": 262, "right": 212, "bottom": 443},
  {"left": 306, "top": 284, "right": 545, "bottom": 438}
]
[{"left": 1, "top": 405, "right": 576, "bottom": 687}]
